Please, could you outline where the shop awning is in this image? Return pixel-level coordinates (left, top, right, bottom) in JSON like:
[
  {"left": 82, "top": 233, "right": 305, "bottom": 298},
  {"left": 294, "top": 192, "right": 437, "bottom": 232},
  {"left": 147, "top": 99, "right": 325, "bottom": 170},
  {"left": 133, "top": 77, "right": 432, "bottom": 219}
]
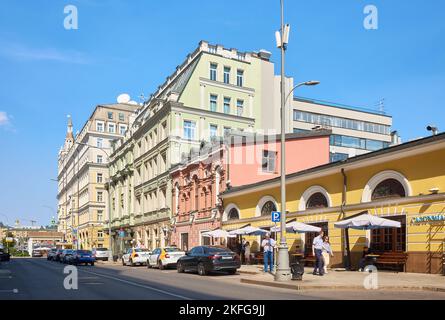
[
  {"left": 270, "top": 221, "right": 322, "bottom": 233},
  {"left": 334, "top": 212, "right": 401, "bottom": 230},
  {"left": 202, "top": 229, "right": 236, "bottom": 238},
  {"left": 229, "top": 226, "right": 269, "bottom": 236}
]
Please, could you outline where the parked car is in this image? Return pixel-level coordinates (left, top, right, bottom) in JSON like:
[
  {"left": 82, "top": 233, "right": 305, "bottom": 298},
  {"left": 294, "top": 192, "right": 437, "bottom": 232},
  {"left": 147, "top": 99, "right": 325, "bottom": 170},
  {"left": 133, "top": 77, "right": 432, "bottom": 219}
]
[
  {"left": 54, "top": 249, "right": 64, "bottom": 262},
  {"left": 32, "top": 249, "right": 43, "bottom": 258},
  {"left": 70, "top": 250, "right": 95, "bottom": 266},
  {"left": 122, "top": 248, "right": 151, "bottom": 266},
  {"left": 0, "top": 249, "right": 10, "bottom": 262},
  {"left": 60, "top": 249, "right": 75, "bottom": 264},
  {"left": 147, "top": 246, "right": 185, "bottom": 270},
  {"left": 176, "top": 246, "right": 240, "bottom": 276},
  {"left": 47, "top": 248, "right": 58, "bottom": 261},
  {"left": 92, "top": 247, "right": 109, "bottom": 261}
]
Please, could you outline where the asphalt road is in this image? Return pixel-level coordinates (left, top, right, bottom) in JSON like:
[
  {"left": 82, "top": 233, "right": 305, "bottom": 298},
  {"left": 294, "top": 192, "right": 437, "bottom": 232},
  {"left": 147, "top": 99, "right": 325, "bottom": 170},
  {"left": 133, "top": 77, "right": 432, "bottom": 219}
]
[{"left": 1, "top": 258, "right": 444, "bottom": 300}]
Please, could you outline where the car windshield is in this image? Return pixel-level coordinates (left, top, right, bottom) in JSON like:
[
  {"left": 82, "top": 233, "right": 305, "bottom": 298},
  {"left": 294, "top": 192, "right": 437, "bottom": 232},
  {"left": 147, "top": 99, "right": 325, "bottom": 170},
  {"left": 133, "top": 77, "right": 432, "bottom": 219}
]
[
  {"left": 77, "top": 250, "right": 91, "bottom": 254},
  {"left": 165, "top": 247, "right": 181, "bottom": 252},
  {"left": 204, "top": 247, "right": 232, "bottom": 254},
  {"left": 134, "top": 248, "right": 149, "bottom": 252}
]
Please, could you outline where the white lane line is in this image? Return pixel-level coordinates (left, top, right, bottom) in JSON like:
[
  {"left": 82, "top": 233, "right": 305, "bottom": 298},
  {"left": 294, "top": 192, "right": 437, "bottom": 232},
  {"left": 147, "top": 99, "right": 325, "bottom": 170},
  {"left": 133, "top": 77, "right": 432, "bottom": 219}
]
[
  {"left": 79, "top": 269, "right": 193, "bottom": 300},
  {"left": 0, "top": 289, "right": 19, "bottom": 293}
]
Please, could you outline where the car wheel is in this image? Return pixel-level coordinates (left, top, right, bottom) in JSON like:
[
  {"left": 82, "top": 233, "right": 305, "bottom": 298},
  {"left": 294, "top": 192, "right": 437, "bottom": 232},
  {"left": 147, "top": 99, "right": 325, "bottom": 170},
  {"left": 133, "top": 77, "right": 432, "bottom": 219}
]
[
  {"left": 158, "top": 260, "right": 164, "bottom": 270},
  {"left": 177, "top": 262, "right": 185, "bottom": 273},
  {"left": 227, "top": 269, "right": 237, "bottom": 275},
  {"left": 198, "top": 263, "right": 207, "bottom": 276}
]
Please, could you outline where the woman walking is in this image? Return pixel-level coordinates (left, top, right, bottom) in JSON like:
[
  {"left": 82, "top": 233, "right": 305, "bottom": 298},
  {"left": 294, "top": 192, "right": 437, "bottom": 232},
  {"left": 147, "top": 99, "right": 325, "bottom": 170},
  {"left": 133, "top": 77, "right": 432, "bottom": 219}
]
[
  {"left": 322, "top": 235, "right": 334, "bottom": 274},
  {"left": 244, "top": 241, "right": 251, "bottom": 265}
]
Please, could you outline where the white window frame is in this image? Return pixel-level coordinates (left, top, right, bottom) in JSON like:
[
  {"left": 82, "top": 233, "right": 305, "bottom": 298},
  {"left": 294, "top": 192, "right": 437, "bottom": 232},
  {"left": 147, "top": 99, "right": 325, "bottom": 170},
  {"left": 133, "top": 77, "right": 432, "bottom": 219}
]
[
  {"left": 108, "top": 122, "right": 116, "bottom": 134},
  {"left": 183, "top": 120, "right": 196, "bottom": 141},
  {"left": 96, "top": 121, "right": 105, "bottom": 133}
]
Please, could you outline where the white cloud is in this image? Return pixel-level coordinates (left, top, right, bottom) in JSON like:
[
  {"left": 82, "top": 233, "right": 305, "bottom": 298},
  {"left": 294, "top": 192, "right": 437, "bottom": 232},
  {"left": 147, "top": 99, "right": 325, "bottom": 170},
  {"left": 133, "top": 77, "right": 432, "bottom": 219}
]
[
  {"left": 0, "top": 111, "right": 10, "bottom": 127},
  {"left": 0, "top": 43, "right": 91, "bottom": 65}
]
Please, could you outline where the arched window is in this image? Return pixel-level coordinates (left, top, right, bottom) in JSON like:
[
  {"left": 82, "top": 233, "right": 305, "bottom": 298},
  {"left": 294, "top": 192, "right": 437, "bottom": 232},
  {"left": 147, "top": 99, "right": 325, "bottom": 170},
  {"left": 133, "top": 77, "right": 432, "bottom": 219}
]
[
  {"left": 371, "top": 179, "right": 406, "bottom": 200},
  {"left": 306, "top": 192, "right": 328, "bottom": 209},
  {"left": 261, "top": 201, "right": 277, "bottom": 216},
  {"left": 228, "top": 208, "right": 239, "bottom": 220}
]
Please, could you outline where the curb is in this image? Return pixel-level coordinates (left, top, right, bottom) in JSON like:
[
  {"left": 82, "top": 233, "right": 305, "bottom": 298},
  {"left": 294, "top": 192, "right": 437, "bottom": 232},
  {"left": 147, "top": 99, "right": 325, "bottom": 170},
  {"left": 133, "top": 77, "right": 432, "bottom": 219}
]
[{"left": 240, "top": 278, "right": 445, "bottom": 292}]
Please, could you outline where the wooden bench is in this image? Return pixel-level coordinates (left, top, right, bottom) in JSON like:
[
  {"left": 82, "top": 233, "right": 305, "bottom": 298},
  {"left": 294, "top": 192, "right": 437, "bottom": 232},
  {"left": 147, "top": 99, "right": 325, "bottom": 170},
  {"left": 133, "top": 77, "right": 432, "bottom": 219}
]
[{"left": 374, "top": 252, "right": 408, "bottom": 272}]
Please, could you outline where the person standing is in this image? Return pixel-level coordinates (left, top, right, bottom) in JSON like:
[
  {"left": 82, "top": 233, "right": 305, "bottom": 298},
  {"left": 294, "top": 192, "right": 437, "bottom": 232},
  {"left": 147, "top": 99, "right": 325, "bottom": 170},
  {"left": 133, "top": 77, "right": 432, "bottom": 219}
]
[
  {"left": 261, "top": 233, "right": 276, "bottom": 273},
  {"left": 312, "top": 230, "right": 325, "bottom": 276},
  {"left": 321, "top": 235, "right": 334, "bottom": 274},
  {"left": 241, "top": 238, "right": 247, "bottom": 264},
  {"left": 244, "top": 241, "right": 251, "bottom": 265}
]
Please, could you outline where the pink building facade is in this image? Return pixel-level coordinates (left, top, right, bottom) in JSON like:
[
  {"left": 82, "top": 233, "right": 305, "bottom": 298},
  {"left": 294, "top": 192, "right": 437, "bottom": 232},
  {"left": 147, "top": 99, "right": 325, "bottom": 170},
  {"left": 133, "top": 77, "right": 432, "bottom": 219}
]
[{"left": 170, "top": 130, "right": 331, "bottom": 250}]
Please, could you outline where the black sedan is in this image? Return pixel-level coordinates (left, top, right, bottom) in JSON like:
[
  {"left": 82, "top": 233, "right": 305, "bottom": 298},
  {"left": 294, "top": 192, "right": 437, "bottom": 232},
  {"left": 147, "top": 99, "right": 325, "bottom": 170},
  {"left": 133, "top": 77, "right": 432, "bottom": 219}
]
[{"left": 176, "top": 246, "right": 240, "bottom": 276}]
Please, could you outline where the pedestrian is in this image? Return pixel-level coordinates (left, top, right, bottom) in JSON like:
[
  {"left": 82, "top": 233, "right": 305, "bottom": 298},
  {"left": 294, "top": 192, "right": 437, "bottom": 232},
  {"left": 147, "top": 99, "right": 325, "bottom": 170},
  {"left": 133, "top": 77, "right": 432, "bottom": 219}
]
[
  {"left": 241, "top": 238, "right": 247, "bottom": 264},
  {"left": 312, "top": 230, "right": 325, "bottom": 276},
  {"left": 244, "top": 241, "right": 251, "bottom": 265},
  {"left": 321, "top": 235, "right": 334, "bottom": 274},
  {"left": 358, "top": 246, "right": 371, "bottom": 271},
  {"left": 261, "top": 233, "right": 276, "bottom": 273}
]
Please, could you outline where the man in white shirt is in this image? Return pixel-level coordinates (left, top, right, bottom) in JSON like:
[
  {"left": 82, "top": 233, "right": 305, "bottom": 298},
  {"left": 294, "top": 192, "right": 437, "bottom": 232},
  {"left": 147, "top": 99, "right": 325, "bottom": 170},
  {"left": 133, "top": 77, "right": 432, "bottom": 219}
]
[
  {"left": 261, "top": 233, "right": 276, "bottom": 273},
  {"left": 312, "top": 230, "right": 325, "bottom": 276}
]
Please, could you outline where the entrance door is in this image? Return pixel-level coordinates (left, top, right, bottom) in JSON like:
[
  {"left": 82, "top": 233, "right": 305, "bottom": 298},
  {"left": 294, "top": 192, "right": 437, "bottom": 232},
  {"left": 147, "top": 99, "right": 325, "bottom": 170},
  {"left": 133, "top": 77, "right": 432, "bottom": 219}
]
[
  {"left": 371, "top": 215, "right": 406, "bottom": 252},
  {"left": 180, "top": 233, "right": 189, "bottom": 251},
  {"left": 304, "top": 222, "right": 329, "bottom": 255}
]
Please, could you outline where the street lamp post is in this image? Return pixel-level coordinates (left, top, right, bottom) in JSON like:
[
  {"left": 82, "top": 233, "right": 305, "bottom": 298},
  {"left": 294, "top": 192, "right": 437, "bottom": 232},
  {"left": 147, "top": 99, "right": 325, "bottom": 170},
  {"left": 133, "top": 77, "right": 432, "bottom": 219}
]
[{"left": 275, "top": 0, "right": 320, "bottom": 282}]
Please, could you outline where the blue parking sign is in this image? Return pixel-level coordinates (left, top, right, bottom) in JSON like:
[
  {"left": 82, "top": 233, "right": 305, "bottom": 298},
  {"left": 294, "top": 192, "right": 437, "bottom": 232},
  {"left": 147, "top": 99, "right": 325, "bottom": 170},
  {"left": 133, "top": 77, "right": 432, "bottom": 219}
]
[{"left": 271, "top": 211, "right": 281, "bottom": 223}]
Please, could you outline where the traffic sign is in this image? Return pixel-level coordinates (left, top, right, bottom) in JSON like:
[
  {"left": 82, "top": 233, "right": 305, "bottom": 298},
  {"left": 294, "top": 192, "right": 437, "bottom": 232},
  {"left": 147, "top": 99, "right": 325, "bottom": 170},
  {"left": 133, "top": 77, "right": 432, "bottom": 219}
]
[{"left": 271, "top": 211, "right": 281, "bottom": 223}]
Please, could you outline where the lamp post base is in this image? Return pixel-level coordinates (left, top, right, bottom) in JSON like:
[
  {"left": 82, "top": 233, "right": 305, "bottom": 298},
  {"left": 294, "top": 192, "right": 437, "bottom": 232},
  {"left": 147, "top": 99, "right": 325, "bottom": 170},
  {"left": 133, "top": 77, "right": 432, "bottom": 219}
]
[{"left": 274, "top": 244, "right": 292, "bottom": 282}]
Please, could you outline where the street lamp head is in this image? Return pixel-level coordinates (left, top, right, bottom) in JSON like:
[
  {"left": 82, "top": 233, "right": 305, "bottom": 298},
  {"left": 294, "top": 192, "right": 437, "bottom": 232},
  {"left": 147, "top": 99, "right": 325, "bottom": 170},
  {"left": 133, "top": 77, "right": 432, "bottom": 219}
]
[{"left": 304, "top": 80, "right": 320, "bottom": 86}]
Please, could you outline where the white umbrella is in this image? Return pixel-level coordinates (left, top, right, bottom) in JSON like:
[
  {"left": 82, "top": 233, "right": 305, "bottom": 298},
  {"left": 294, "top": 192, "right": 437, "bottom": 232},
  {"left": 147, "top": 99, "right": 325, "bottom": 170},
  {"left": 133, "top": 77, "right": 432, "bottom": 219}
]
[
  {"left": 334, "top": 213, "right": 401, "bottom": 230},
  {"left": 202, "top": 229, "right": 236, "bottom": 238},
  {"left": 271, "top": 221, "right": 322, "bottom": 233},
  {"left": 229, "top": 226, "right": 268, "bottom": 236}
]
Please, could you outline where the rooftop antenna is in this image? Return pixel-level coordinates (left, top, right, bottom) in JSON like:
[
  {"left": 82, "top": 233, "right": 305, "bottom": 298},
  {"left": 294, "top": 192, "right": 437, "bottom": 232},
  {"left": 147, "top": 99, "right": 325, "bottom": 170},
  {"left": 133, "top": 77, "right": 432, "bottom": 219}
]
[
  {"left": 378, "top": 98, "right": 385, "bottom": 113},
  {"left": 139, "top": 93, "right": 146, "bottom": 102}
]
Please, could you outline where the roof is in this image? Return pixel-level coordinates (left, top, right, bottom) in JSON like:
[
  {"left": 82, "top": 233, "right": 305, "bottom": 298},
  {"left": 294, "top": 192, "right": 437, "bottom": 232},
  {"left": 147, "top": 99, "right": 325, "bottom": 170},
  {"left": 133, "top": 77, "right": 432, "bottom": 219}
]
[
  {"left": 226, "top": 129, "right": 332, "bottom": 146},
  {"left": 221, "top": 132, "right": 445, "bottom": 197},
  {"left": 294, "top": 96, "right": 391, "bottom": 117}
]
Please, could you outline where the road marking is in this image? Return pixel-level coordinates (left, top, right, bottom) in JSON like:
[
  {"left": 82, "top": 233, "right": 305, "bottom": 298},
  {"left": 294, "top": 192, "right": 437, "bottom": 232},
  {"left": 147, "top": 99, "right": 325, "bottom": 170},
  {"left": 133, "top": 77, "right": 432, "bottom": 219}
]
[
  {"left": 0, "top": 289, "right": 18, "bottom": 293},
  {"left": 79, "top": 269, "right": 193, "bottom": 300}
]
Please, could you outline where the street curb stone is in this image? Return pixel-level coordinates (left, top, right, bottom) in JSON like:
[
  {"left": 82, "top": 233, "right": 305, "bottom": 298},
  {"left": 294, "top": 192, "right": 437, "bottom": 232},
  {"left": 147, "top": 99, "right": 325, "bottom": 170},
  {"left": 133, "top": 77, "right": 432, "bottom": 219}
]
[{"left": 240, "top": 278, "right": 445, "bottom": 292}]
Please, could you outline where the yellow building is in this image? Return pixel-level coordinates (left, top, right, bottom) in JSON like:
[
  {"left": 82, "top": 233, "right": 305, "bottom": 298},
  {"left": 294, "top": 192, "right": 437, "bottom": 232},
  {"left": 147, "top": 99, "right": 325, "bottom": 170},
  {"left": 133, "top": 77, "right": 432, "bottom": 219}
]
[{"left": 220, "top": 133, "right": 445, "bottom": 274}]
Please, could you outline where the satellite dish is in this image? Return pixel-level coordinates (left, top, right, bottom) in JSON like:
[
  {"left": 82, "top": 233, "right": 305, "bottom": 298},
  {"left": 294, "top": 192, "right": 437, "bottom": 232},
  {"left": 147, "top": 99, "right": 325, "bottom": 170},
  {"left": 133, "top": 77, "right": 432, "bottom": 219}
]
[{"left": 117, "top": 93, "right": 131, "bottom": 104}]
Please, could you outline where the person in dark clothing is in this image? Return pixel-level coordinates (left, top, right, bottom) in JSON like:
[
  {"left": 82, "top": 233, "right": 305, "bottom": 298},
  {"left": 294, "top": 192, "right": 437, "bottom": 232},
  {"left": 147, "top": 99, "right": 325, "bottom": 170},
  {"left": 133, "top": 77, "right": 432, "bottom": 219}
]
[{"left": 358, "top": 246, "right": 372, "bottom": 271}]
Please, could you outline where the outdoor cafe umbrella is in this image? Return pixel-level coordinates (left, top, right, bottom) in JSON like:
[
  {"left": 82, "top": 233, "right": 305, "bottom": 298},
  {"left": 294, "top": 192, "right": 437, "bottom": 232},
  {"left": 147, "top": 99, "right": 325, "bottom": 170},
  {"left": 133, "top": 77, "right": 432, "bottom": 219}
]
[
  {"left": 202, "top": 229, "right": 236, "bottom": 238},
  {"left": 334, "top": 212, "right": 401, "bottom": 230},
  {"left": 270, "top": 221, "right": 322, "bottom": 233},
  {"left": 334, "top": 211, "right": 401, "bottom": 270},
  {"left": 229, "top": 226, "right": 268, "bottom": 236}
]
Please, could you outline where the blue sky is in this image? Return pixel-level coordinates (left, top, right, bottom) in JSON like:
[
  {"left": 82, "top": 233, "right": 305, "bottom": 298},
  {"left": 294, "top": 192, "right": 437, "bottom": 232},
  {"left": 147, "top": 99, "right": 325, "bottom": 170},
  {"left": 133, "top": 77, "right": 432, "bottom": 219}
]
[{"left": 0, "top": 0, "right": 444, "bottom": 226}]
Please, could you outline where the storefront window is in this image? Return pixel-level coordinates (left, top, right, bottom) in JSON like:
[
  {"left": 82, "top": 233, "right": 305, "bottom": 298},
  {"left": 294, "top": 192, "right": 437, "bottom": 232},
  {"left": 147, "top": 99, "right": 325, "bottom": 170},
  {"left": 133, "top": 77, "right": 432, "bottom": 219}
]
[
  {"left": 306, "top": 192, "right": 328, "bottom": 209},
  {"left": 371, "top": 216, "right": 406, "bottom": 252},
  {"left": 371, "top": 179, "right": 406, "bottom": 200},
  {"left": 228, "top": 208, "right": 239, "bottom": 220},
  {"left": 261, "top": 201, "right": 277, "bottom": 216}
]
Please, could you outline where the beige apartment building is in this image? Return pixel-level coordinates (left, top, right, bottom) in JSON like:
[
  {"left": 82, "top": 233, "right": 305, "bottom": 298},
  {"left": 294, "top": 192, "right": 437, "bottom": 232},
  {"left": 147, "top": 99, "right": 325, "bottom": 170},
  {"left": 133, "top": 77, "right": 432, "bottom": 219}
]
[
  {"left": 57, "top": 104, "right": 138, "bottom": 250},
  {"left": 107, "top": 41, "right": 282, "bottom": 254}
]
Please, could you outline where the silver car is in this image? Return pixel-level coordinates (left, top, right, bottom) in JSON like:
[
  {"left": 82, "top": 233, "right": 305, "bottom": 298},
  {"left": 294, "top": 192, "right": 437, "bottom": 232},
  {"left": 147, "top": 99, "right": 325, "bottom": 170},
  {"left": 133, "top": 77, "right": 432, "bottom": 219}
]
[{"left": 93, "top": 247, "right": 110, "bottom": 261}]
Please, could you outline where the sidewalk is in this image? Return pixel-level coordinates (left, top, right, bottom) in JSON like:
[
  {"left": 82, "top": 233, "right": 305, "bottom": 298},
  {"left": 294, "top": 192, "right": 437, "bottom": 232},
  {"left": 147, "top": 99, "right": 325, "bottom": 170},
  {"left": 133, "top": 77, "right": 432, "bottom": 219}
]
[{"left": 238, "top": 265, "right": 445, "bottom": 292}]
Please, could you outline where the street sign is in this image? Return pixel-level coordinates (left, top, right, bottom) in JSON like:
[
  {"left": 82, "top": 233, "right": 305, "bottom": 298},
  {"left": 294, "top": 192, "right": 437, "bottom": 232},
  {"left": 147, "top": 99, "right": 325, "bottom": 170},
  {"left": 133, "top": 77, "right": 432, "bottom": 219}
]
[
  {"left": 271, "top": 211, "right": 281, "bottom": 223},
  {"left": 5, "top": 237, "right": 14, "bottom": 243}
]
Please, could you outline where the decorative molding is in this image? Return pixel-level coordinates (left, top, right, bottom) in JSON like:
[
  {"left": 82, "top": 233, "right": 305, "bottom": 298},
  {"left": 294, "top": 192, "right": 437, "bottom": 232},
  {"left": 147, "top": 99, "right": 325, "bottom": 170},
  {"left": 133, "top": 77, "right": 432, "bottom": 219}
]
[
  {"left": 299, "top": 185, "right": 332, "bottom": 211},
  {"left": 362, "top": 170, "right": 412, "bottom": 203}
]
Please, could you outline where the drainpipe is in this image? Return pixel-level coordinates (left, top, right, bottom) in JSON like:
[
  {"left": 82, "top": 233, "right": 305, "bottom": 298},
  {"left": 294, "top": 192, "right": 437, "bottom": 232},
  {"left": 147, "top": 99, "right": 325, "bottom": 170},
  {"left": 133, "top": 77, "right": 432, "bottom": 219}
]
[{"left": 341, "top": 168, "right": 352, "bottom": 270}]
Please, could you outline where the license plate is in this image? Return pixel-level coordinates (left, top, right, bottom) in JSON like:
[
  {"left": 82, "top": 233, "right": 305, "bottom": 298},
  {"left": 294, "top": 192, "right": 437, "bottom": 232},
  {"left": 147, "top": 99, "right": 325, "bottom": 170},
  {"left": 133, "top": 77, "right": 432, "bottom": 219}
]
[{"left": 222, "top": 256, "right": 232, "bottom": 260}]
